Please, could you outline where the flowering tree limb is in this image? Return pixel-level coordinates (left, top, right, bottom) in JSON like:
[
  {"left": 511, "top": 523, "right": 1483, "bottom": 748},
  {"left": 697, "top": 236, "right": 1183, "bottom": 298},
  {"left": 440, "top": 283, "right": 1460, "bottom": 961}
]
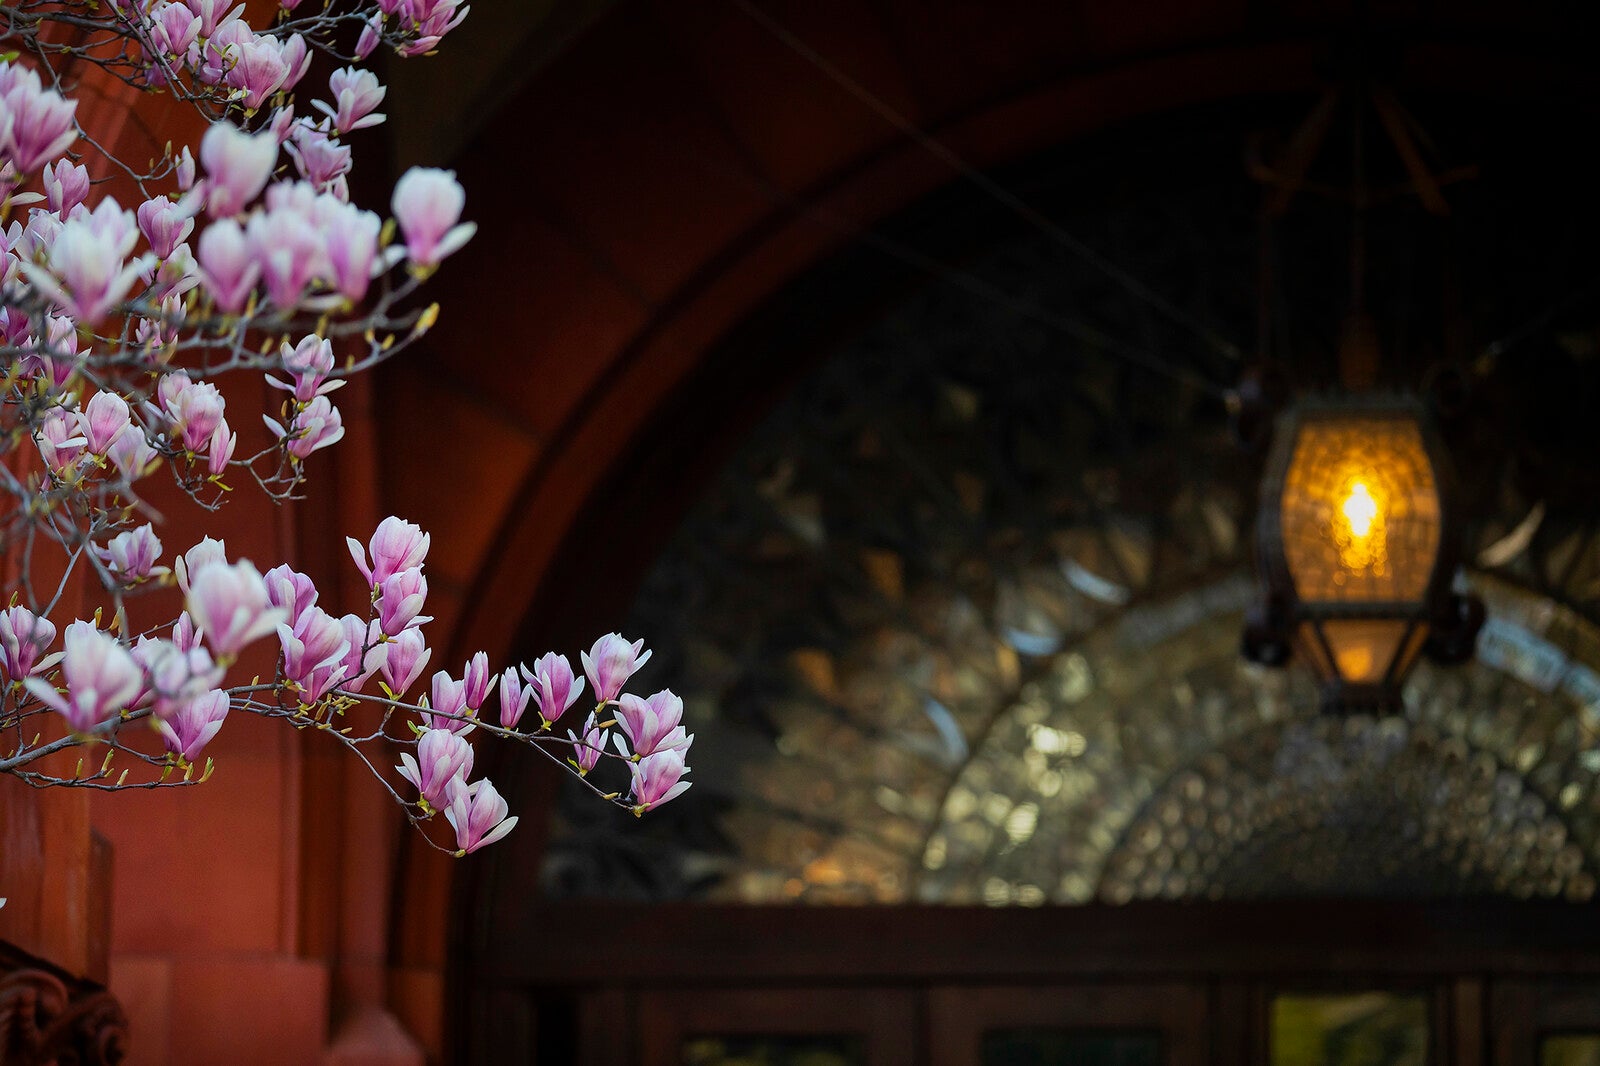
[{"left": 0, "top": 0, "right": 692, "bottom": 857}]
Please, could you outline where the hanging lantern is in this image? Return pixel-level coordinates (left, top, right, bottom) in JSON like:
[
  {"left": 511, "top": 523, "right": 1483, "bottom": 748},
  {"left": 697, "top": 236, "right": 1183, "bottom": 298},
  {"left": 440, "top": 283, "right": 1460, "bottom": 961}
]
[{"left": 1244, "top": 396, "right": 1482, "bottom": 712}]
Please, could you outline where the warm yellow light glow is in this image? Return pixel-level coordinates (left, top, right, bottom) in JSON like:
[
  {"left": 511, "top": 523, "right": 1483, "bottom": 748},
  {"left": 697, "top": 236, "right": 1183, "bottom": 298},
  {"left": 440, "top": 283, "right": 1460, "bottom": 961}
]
[
  {"left": 1334, "top": 476, "right": 1386, "bottom": 573},
  {"left": 1334, "top": 640, "right": 1374, "bottom": 682},
  {"left": 1280, "top": 415, "right": 1439, "bottom": 604},
  {"left": 1342, "top": 481, "right": 1377, "bottom": 538}
]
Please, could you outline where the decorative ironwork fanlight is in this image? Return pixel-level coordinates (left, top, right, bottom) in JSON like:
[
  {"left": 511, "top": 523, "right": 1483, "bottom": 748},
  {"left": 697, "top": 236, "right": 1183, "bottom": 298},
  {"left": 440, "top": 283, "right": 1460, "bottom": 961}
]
[{"left": 1244, "top": 396, "right": 1482, "bottom": 712}]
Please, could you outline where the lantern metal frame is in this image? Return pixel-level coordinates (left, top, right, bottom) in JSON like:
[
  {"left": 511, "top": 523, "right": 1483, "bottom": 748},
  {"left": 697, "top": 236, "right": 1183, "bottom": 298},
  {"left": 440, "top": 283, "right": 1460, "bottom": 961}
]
[{"left": 1246, "top": 394, "right": 1479, "bottom": 713}]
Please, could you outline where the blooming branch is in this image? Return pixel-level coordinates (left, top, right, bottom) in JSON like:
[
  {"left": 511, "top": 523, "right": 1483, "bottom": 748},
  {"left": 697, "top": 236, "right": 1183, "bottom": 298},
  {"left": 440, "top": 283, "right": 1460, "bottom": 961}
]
[{"left": 0, "top": 0, "right": 689, "bottom": 855}]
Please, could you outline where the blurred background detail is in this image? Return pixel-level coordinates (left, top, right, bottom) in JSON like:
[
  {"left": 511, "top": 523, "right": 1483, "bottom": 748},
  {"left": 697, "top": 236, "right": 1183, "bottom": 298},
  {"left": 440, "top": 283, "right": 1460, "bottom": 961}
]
[{"left": 9, "top": 2, "right": 1600, "bottom": 1064}]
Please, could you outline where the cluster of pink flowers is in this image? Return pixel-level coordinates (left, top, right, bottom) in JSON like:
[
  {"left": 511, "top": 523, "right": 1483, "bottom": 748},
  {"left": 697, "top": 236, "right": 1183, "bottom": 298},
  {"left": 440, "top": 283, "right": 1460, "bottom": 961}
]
[
  {"left": 360, "top": 0, "right": 470, "bottom": 59},
  {"left": 0, "top": 0, "right": 676, "bottom": 858},
  {"left": 124, "top": 0, "right": 462, "bottom": 107},
  {"left": 0, "top": 64, "right": 77, "bottom": 175},
  {"left": 563, "top": 640, "right": 695, "bottom": 813},
  {"left": 14, "top": 552, "right": 253, "bottom": 764},
  {"left": 5, "top": 513, "right": 694, "bottom": 853},
  {"left": 0, "top": 28, "right": 472, "bottom": 484}
]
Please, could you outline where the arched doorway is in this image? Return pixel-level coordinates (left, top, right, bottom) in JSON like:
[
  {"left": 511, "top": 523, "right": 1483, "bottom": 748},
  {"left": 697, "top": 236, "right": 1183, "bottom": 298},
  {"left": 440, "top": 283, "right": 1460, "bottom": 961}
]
[{"left": 442, "top": 14, "right": 1600, "bottom": 1065}]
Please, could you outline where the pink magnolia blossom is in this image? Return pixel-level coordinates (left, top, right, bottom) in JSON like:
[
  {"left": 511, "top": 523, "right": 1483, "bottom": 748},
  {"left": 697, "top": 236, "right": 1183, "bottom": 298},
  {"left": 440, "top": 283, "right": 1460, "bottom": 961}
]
[
  {"left": 14, "top": 207, "right": 61, "bottom": 264},
  {"left": 21, "top": 315, "right": 79, "bottom": 393},
  {"left": 35, "top": 407, "right": 86, "bottom": 476},
  {"left": 225, "top": 33, "right": 288, "bottom": 110},
  {"left": 462, "top": 651, "right": 493, "bottom": 711},
  {"left": 175, "top": 145, "right": 196, "bottom": 191},
  {"left": 43, "top": 160, "right": 89, "bottom": 218},
  {"left": 126, "top": 635, "right": 163, "bottom": 709},
  {"left": 391, "top": 167, "right": 474, "bottom": 269},
  {"left": 161, "top": 374, "right": 226, "bottom": 452},
  {"left": 0, "top": 607, "right": 57, "bottom": 681},
  {"left": 108, "top": 426, "right": 159, "bottom": 481},
  {"left": 0, "top": 63, "right": 78, "bottom": 174},
  {"left": 315, "top": 67, "right": 386, "bottom": 133},
  {"left": 443, "top": 776, "right": 516, "bottom": 855},
  {"left": 172, "top": 612, "right": 203, "bottom": 653},
  {"left": 192, "top": 17, "right": 252, "bottom": 86},
  {"left": 337, "top": 614, "right": 386, "bottom": 693},
  {"left": 196, "top": 218, "right": 260, "bottom": 312},
  {"left": 0, "top": 309, "right": 28, "bottom": 349},
  {"left": 137, "top": 196, "right": 195, "bottom": 259},
  {"left": 24, "top": 198, "right": 147, "bottom": 325},
  {"left": 380, "top": 625, "right": 429, "bottom": 696},
  {"left": 24, "top": 621, "right": 142, "bottom": 733},
  {"left": 149, "top": 2, "right": 202, "bottom": 56},
  {"left": 154, "top": 369, "right": 192, "bottom": 414},
  {"left": 567, "top": 712, "right": 607, "bottom": 776},
  {"left": 247, "top": 196, "right": 322, "bottom": 307},
  {"left": 581, "top": 633, "right": 651, "bottom": 703},
  {"left": 94, "top": 524, "right": 165, "bottom": 582},
  {"left": 157, "top": 688, "right": 229, "bottom": 762},
  {"left": 286, "top": 122, "right": 351, "bottom": 194},
  {"left": 264, "top": 394, "right": 344, "bottom": 460},
  {"left": 354, "top": 13, "right": 383, "bottom": 60},
  {"left": 68, "top": 195, "right": 139, "bottom": 249},
  {"left": 142, "top": 50, "right": 173, "bottom": 91},
  {"left": 263, "top": 564, "right": 318, "bottom": 629},
  {"left": 613, "top": 688, "right": 691, "bottom": 759},
  {"left": 524, "top": 651, "right": 583, "bottom": 728},
  {"left": 497, "top": 666, "right": 531, "bottom": 729},
  {"left": 180, "top": 0, "right": 241, "bottom": 41},
  {"left": 422, "top": 669, "right": 472, "bottom": 733},
  {"left": 396, "top": 0, "right": 470, "bottom": 57},
  {"left": 277, "top": 606, "right": 350, "bottom": 704},
  {"left": 323, "top": 202, "right": 380, "bottom": 303},
  {"left": 136, "top": 311, "right": 177, "bottom": 352},
  {"left": 80, "top": 391, "right": 131, "bottom": 454},
  {"left": 140, "top": 240, "right": 200, "bottom": 300},
  {"left": 269, "top": 334, "right": 340, "bottom": 402},
  {"left": 132, "top": 286, "right": 181, "bottom": 344},
  {"left": 199, "top": 121, "right": 276, "bottom": 218},
  {"left": 628, "top": 747, "right": 692, "bottom": 811},
  {"left": 375, "top": 566, "right": 429, "bottom": 635},
  {"left": 396, "top": 727, "right": 472, "bottom": 811},
  {"left": 145, "top": 640, "right": 224, "bottom": 720},
  {"left": 185, "top": 559, "right": 286, "bottom": 658},
  {"left": 268, "top": 104, "right": 297, "bottom": 145},
  {"left": 279, "top": 33, "right": 311, "bottom": 92},
  {"left": 348, "top": 516, "right": 429, "bottom": 588},
  {"left": 206, "top": 416, "right": 237, "bottom": 476}
]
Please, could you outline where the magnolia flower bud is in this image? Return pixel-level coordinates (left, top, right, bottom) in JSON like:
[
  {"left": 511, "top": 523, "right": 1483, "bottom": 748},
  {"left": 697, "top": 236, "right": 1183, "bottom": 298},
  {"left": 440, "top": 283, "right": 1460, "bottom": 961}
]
[
  {"left": 391, "top": 167, "right": 475, "bottom": 269},
  {"left": 443, "top": 776, "right": 516, "bottom": 854},
  {"left": 581, "top": 633, "right": 651, "bottom": 704}
]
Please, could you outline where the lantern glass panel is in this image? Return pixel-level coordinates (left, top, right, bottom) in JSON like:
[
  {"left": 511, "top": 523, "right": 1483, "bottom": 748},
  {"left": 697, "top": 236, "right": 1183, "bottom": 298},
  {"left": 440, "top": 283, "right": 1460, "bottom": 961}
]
[
  {"left": 1280, "top": 415, "right": 1441, "bottom": 607},
  {"left": 1306, "top": 618, "right": 1424, "bottom": 684}
]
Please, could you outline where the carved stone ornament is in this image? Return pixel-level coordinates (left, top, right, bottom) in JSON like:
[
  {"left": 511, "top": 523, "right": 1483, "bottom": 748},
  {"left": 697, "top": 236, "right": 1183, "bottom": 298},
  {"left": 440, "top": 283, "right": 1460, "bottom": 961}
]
[{"left": 0, "top": 967, "right": 127, "bottom": 1066}]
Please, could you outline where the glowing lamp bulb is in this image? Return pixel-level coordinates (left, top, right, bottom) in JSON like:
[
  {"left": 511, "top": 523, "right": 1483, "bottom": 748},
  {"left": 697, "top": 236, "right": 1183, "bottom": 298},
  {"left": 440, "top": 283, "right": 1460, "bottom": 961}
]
[{"left": 1342, "top": 481, "right": 1378, "bottom": 539}]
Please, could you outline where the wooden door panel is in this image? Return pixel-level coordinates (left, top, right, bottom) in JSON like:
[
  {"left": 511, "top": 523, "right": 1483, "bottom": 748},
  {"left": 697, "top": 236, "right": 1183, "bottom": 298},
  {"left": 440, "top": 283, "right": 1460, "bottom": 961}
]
[
  {"left": 1492, "top": 982, "right": 1600, "bottom": 1066},
  {"left": 929, "top": 983, "right": 1209, "bottom": 1066},
  {"left": 638, "top": 986, "right": 916, "bottom": 1066}
]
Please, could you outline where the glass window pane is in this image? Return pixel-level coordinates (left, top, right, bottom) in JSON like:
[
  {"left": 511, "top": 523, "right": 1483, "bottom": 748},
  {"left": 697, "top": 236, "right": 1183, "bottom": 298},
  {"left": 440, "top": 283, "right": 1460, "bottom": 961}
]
[
  {"left": 1543, "top": 1035, "right": 1600, "bottom": 1066},
  {"left": 1270, "top": 992, "right": 1428, "bottom": 1066},
  {"left": 980, "top": 1029, "right": 1161, "bottom": 1066},
  {"left": 682, "top": 1034, "right": 865, "bottom": 1066}
]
